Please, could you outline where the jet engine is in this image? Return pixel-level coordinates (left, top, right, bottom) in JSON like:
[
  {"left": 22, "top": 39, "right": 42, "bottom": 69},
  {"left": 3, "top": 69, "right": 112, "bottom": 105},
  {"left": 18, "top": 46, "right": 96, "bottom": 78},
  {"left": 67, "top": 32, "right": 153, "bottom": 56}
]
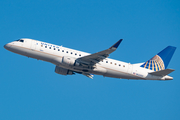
[
  {"left": 62, "top": 56, "right": 80, "bottom": 66},
  {"left": 55, "top": 66, "right": 74, "bottom": 75}
]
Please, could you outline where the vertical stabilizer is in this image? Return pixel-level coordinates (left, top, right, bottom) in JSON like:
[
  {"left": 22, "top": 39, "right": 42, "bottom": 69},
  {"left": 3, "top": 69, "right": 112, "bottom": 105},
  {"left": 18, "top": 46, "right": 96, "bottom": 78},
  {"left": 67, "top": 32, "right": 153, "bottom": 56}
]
[{"left": 141, "top": 46, "right": 176, "bottom": 71}]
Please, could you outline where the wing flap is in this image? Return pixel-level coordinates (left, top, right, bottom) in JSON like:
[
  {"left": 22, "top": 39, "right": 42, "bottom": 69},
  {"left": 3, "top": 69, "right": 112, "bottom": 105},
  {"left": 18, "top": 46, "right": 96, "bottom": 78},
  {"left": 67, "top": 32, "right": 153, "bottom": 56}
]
[
  {"left": 82, "top": 73, "right": 94, "bottom": 79},
  {"left": 149, "top": 69, "right": 175, "bottom": 76}
]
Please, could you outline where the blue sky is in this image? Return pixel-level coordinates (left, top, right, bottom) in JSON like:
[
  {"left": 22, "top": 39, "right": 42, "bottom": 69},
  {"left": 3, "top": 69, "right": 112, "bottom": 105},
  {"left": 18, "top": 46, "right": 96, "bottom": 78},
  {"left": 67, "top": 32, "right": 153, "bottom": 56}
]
[{"left": 0, "top": 0, "right": 180, "bottom": 120}]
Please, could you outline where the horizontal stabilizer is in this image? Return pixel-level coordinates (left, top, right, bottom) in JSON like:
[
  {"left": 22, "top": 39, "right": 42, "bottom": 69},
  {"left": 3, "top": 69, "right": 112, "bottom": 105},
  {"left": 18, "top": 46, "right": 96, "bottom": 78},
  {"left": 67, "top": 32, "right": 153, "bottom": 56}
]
[{"left": 149, "top": 69, "right": 175, "bottom": 76}]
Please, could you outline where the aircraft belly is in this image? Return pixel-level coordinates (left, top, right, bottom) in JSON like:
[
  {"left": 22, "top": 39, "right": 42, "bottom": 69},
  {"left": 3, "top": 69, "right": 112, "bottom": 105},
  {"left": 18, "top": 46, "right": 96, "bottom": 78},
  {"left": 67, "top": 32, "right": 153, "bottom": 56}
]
[
  {"left": 104, "top": 69, "right": 140, "bottom": 79},
  {"left": 91, "top": 66, "right": 107, "bottom": 75}
]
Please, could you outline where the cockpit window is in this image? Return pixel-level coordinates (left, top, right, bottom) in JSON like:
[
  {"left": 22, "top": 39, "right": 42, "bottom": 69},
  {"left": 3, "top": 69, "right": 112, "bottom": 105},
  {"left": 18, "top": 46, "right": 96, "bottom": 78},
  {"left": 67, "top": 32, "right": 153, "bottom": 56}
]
[
  {"left": 20, "top": 40, "right": 24, "bottom": 42},
  {"left": 15, "top": 39, "right": 24, "bottom": 42}
]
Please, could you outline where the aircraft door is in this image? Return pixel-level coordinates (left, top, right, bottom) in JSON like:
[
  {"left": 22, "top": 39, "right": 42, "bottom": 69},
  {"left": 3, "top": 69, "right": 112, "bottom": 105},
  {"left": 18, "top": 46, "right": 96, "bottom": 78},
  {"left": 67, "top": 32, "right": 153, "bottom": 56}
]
[
  {"left": 24, "top": 40, "right": 31, "bottom": 48},
  {"left": 128, "top": 63, "right": 133, "bottom": 74},
  {"left": 31, "top": 40, "right": 36, "bottom": 50}
]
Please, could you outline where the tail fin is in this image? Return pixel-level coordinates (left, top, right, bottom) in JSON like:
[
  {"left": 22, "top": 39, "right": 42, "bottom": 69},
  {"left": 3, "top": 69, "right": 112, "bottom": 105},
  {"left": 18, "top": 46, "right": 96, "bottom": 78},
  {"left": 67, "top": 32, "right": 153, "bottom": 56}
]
[{"left": 140, "top": 46, "right": 176, "bottom": 71}]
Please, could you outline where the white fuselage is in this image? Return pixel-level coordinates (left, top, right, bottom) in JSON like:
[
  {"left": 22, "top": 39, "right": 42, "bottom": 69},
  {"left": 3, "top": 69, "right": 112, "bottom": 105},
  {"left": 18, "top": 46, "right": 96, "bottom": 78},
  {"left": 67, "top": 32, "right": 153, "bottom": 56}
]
[{"left": 4, "top": 38, "right": 173, "bottom": 80}]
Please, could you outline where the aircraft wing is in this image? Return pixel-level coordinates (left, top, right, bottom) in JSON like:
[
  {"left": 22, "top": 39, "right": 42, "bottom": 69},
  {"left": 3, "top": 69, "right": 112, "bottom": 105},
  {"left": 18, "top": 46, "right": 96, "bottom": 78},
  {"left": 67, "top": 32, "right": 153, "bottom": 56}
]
[{"left": 77, "top": 39, "right": 123, "bottom": 65}]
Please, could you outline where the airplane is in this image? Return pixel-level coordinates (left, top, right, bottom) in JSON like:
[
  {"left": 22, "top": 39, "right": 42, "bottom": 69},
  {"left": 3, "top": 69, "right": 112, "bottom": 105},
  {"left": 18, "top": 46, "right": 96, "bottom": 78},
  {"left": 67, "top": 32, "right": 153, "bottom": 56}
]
[{"left": 4, "top": 38, "right": 176, "bottom": 80}]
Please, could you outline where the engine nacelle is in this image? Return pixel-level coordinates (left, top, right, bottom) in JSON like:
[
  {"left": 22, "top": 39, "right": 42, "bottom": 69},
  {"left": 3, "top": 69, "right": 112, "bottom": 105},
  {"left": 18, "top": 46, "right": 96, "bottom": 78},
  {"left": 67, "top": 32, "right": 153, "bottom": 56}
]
[
  {"left": 55, "top": 66, "right": 74, "bottom": 75},
  {"left": 62, "top": 56, "right": 80, "bottom": 66}
]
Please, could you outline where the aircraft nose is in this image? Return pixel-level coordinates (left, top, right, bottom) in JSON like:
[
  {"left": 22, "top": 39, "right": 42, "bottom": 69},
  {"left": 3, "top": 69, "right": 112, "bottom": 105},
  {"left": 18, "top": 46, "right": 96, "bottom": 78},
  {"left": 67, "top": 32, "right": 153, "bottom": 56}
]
[{"left": 4, "top": 43, "right": 11, "bottom": 50}]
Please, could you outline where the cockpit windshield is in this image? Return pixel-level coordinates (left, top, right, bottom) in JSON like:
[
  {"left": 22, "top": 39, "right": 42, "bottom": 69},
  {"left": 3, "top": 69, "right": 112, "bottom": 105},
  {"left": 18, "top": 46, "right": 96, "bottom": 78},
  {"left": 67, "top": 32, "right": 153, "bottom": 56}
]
[{"left": 15, "top": 39, "right": 24, "bottom": 42}]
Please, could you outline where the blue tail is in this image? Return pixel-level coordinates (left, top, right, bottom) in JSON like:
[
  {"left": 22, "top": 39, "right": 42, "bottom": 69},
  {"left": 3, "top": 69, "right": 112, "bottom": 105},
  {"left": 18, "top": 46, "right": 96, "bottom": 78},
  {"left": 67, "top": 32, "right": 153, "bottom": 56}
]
[{"left": 140, "top": 46, "right": 176, "bottom": 71}]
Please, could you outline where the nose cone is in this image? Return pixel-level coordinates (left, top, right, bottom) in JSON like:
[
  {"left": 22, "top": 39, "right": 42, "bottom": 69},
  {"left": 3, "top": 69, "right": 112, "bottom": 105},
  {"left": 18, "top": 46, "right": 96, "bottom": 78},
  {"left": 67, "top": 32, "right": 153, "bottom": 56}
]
[{"left": 4, "top": 43, "right": 11, "bottom": 50}]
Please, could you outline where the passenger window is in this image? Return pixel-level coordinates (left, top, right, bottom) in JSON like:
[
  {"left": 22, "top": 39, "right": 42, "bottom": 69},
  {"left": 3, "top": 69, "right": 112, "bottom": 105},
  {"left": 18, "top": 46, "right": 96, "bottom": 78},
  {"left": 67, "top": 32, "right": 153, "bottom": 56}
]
[
  {"left": 54, "top": 48, "right": 56, "bottom": 50},
  {"left": 45, "top": 46, "right": 47, "bottom": 48},
  {"left": 62, "top": 50, "right": 64, "bottom": 52},
  {"left": 106, "top": 61, "right": 108, "bottom": 63},
  {"left": 49, "top": 47, "right": 51, "bottom": 49},
  {"left": 123, "top": 65, "right": 125, "bottom": 67},
  {"left": 79, "top": 54, "right": 81, "bottom": 56},
  {"left": 115, "top": 63, "right": 116, "bottom": 65},
  {"left": 119, "top": 64, "right": 121, "bottom": 66},
  {"left": 71, "top": 52, "right": 73, "bottom": 54},
  {"left": 66, "top": 51, "right": 68, "bottom": 53},
  {"left": 75, "top": 53, "right": 77, "bottom": 55},
  {"left": 58, "top": 49, "right": 60, "bottom": 51},
  {"left": 110, "top": 62, "right": 112, "bottom": 64},
  {"left": 41, "top": 45, "right": 43, "bottom": 47}
]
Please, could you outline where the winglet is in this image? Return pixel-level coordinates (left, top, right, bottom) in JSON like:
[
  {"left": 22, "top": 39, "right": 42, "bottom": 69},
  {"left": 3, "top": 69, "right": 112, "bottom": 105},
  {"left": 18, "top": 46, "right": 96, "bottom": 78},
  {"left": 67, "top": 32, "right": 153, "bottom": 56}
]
[{"left": 110, "top": 39, "right": 123, "bottom": 49}]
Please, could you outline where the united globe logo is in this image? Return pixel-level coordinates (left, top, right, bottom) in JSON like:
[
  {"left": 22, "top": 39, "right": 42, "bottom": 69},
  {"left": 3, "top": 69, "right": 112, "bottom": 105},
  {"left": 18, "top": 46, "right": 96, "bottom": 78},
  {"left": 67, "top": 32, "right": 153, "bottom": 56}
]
[{"left": 141, "top": 55, "right": 165, "bottom": 71}]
